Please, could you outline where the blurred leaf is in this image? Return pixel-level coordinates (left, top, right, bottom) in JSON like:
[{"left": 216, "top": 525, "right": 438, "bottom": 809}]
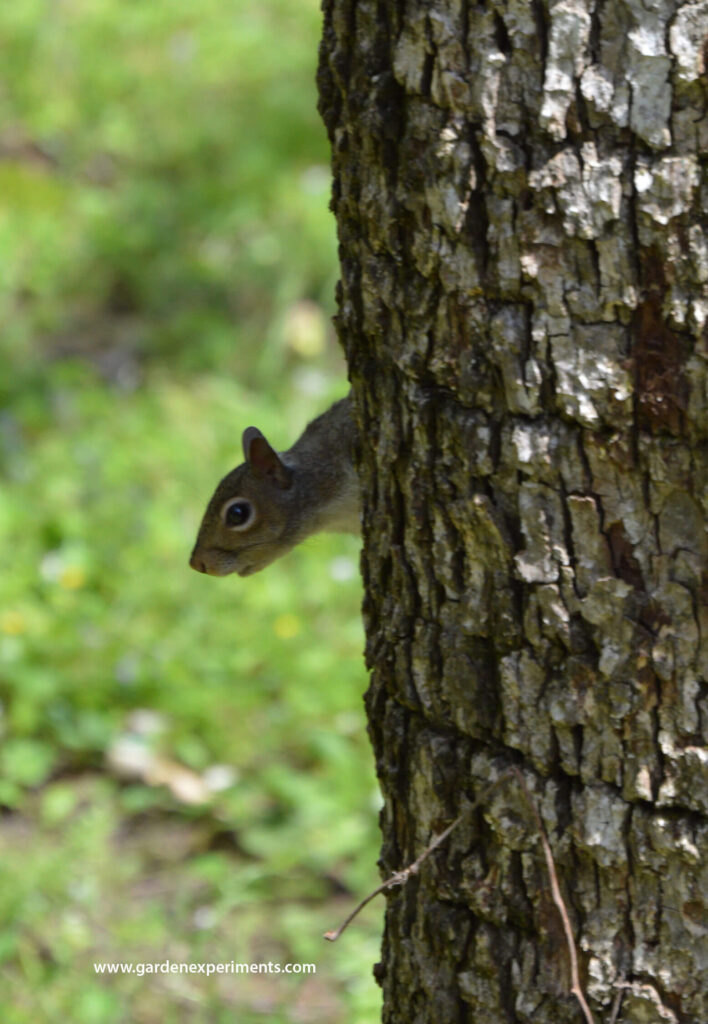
[
  {"left": 39, "top": 781, "right": 80, "bottom": 824},
  {"left": 0, "top": 738, "right": 55, "bottom": 787}
]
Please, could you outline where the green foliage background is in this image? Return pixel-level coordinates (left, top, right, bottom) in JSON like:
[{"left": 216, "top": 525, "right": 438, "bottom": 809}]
[{"left": 0, "top": 1, "right": 380, "bottom": 1020}]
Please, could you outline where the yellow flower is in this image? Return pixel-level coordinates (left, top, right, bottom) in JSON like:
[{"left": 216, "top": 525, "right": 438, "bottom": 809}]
[
  {"left": 59, "top": 566, "right": 86, "bottom": 590},
  {"left": 1, "top": 611, "right": 26, "bottom": 635},
  {"left": 274, "top": 613, "right": 301, "bottom": 639}
]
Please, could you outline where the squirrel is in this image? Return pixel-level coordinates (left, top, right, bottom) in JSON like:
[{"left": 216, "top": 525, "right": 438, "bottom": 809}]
[{"left": 189, "top": 394, "right": 360, "bottom": 577}]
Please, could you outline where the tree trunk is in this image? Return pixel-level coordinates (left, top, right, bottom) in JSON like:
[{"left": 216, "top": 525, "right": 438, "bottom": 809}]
[{"left": 318, "top": 1, "right": 708, "bottom": 1021}]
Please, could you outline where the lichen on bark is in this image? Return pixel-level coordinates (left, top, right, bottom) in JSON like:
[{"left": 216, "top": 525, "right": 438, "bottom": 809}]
[{"left": 318, "top": 0, "right": 708, "bottom": 1020}]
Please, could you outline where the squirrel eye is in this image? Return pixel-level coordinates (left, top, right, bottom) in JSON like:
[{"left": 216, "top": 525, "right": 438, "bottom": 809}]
[{"left": 223, "top": 498, "right": 254, "bottom": 530}]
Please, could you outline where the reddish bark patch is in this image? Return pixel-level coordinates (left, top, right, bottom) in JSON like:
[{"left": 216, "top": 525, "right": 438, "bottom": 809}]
[
  {"left": 630, "top": 253, "right": 689, "bottom": 434},
  {"left": 607, "top": 521, "right": 644, "bottom": 589},
  {"left": 639, "top": 598, "right": 672, "bottom": 636}
]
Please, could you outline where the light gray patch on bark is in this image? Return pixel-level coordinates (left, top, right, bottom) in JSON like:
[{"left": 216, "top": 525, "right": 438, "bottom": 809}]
[
  {"left": 634, "top": 155, "right": 700, "bottom": 229},
  {"left": 539, "top": 2, "right": 591, "bottom": 139},
  {"left": 550, "top": 324, "right": 633, "bottom": 427},
  {"left": 669, "top": 0, "right": 708, "bottom": 84},
  {"left": 625, "top": 0, "right": 673, "bottom": 147}
]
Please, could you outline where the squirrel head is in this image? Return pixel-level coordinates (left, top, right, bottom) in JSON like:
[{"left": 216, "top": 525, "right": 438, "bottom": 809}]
[{"left": 189, "top": 427, "right": 300, "bottom": 577}]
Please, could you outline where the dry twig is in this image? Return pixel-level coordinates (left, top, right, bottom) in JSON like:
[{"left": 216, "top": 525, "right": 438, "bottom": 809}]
[
  {"left": 608, "top": 980, "right": 626, "bottom": 1024},
  {"left": 323, "top": 770, "right": 513, "bottom": 941},
  {"left": 513, "top": 767, "right": 596, "bottom": 1024}
]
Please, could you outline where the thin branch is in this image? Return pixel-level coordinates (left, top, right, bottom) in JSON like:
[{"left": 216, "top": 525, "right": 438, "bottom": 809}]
[
  {"left": 513, "top": 767, "right": 596, "bottom": 1024},
  {"left": 608, "top": 980, "right": 625, "bottom": 1024},
  {"left": 324, "top": 770, "right": 513, "bottom": 941}
]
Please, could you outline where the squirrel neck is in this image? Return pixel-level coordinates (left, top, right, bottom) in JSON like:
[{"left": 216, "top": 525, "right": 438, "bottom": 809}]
[{"left": 284, "top": 395, "right": 360, "bottom": 538}]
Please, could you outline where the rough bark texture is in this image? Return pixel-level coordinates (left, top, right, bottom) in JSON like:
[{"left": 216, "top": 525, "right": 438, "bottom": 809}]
[{"left": 318, "top": 1, "right": 708, "bottom": 1021}]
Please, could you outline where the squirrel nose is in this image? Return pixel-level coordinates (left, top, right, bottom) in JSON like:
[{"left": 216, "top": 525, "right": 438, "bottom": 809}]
[{"left": 189, "top": 550, "right": 208, "bottom": 574}]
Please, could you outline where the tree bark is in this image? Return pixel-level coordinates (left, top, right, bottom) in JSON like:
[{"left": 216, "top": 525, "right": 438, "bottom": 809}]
[{"left": 318, "top": 1, "right": 708, "bottom": 1021}]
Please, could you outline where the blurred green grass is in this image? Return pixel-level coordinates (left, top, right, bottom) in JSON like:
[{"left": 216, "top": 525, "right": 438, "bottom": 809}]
[{"left": 0, "top": 1, "right": 381, "bottom": 1021}]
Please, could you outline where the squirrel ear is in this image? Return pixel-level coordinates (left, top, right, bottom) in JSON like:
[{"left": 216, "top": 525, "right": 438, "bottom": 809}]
[
  {"left": 242, "top": 426, "right": 264, "bottom": 463},
  {"left": 242, "top": 427, "right": 293, "bottom": 488}
]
